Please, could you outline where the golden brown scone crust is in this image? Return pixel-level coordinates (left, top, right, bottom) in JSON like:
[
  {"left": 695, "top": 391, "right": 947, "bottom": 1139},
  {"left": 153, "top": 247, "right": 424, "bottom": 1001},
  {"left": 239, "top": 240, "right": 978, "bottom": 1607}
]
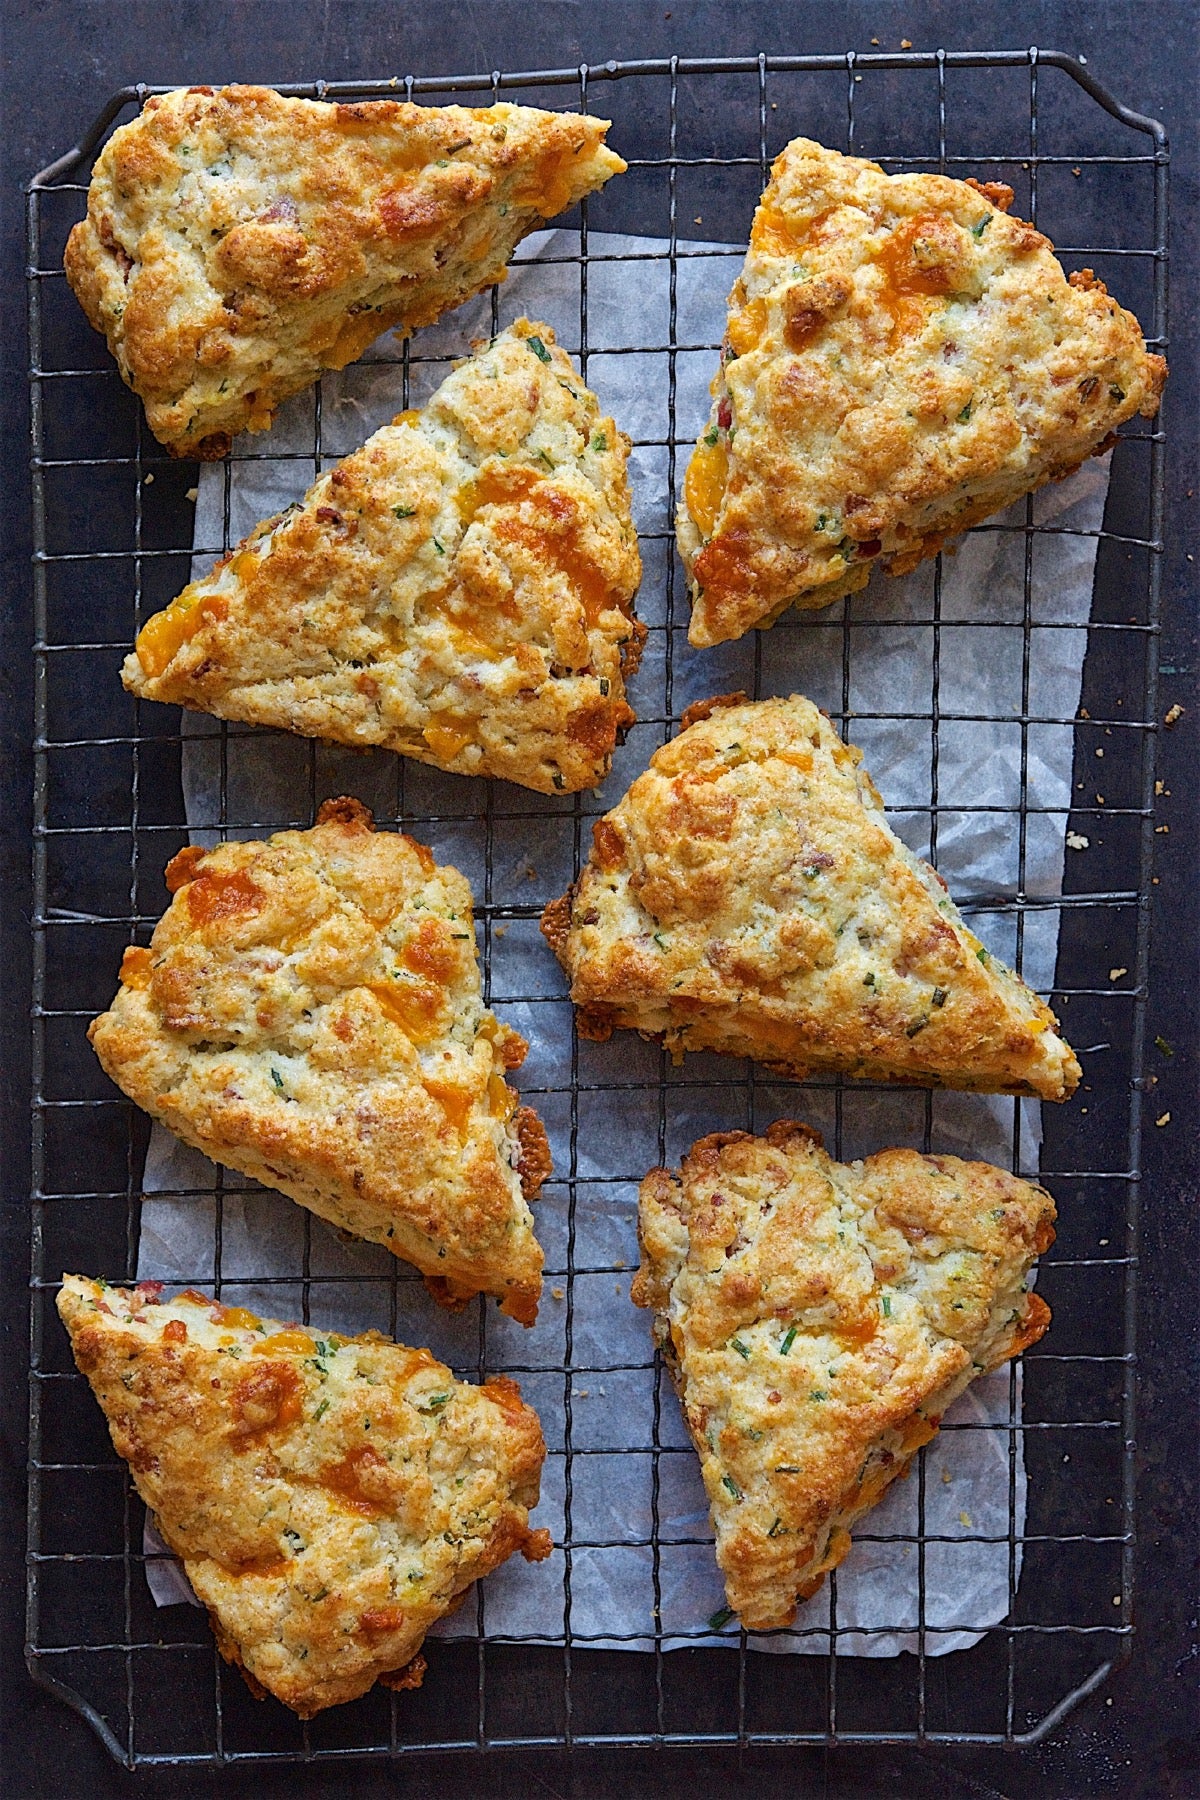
[
  {"left": 678, "top": 137, "right": 1167, "bottom": 645},
  {"left": 88, "top": 799, "right": 548, "bottom": 1322},
  {"left": 541, "top": 694, "right": 1079, "bottom": 1099},
  {"left": 58, "top": 1276, "right": 551, "bottom": 1714},
  {"left": 122, "top": 321, "right": 644, "bottom": 794},
  {"left": 633, "top": 1121, "right": 1055, "bottom": 1627},
  {"left": 64, "top": 85, "right": 625, "bottom": 456}
]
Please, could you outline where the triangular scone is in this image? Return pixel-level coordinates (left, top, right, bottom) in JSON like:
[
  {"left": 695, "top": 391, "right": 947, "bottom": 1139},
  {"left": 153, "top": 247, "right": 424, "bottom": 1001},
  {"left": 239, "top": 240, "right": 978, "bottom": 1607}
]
[
  {"left": 542, "top": 693, "right": 1079, "bottom": 1099},
  {"left": 633, "top": 1121, "right": 1055, "bottom": 1627},
  {"left": 123, "top": 322, "right": 644, "bottom": 795},
  {"left": 678, "top": 136, "right": 1167, "bottom": 645},
  {"left": 88, "top": 798, "right": 550, "bottom": 1322},
  {"left": 58, "top": 1277, "right": 552, "bottom": 1714},
  {"left": 65, "top": 85, "right": 625, "bottom": 457}
]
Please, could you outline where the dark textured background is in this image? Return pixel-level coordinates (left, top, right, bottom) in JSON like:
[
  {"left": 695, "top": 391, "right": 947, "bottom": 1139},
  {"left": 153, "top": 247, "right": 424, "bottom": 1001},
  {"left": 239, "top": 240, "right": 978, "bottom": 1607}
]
[{"left": 2, "top": 4, "right": 1196, "bottom": 1795}]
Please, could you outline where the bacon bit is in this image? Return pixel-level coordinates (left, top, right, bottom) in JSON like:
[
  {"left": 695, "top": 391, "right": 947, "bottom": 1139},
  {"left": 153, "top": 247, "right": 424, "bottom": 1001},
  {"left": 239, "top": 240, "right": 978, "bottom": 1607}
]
[
  {"left": 359, "top": 1604, "right": 407, "bottom": 1635},
  {"left": 260, "top": 196, "right": 300, "bottom": 224},
  {"left": 716, "top": 395, "right": 733, "bottom": 430}
]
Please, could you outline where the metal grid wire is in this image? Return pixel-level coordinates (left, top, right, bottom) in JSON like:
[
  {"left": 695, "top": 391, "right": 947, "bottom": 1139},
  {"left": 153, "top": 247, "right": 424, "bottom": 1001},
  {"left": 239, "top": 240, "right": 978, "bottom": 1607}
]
[{"left": 25, "top": 50, "right": 1168, "bottom": 1766}]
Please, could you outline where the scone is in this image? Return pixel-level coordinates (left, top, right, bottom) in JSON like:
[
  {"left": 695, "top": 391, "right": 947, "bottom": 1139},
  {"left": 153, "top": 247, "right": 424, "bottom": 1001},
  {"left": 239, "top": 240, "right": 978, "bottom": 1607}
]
[
  {"left": 122, "top": 320, "right": 644, "bottom": 794},
  {"left": 679, "top": 136, "right": 1167, "bottom": 646},
  {"left": 64, "top": 85, "right": 625, "bottom": 457},
  {"left": 542, "top": 693, "right": 1079, "bottom": 1099},
  {"left": 58, "top": 1276, "right": 552, "bottom": 1714},
  {"left": 88, "top": 798, "right": 550, "bottom": 1322},
  {"left": 633, "top": 1121, "right": 1055, "bottom": 1627}
]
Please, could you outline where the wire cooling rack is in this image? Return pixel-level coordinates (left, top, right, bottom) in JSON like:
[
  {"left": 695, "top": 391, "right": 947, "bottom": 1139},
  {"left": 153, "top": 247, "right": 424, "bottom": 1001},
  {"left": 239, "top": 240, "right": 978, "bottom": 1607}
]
[{"left": 25, "top": 50, "right": 1168, "bottom": 1767}]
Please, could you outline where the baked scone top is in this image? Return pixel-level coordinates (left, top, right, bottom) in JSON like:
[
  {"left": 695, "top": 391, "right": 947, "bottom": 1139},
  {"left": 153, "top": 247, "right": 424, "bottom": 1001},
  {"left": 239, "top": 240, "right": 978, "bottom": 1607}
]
[
  {"left": 58, "top": 1276, "right": 551, "bottom": 1715},
  {"left": 542, "top": 694, "right": 1079, "bottom": 1099},
  {"left": 634, "top": 1122, "right": 1055, "bottom": 1628},
  {"left": 122, "top": 320, "right": 644, "bottom": 795},
  {"left": 64, "top": 85, "right": 625, "bottom": 456},
  {"left": 679, "top": 136, "right": 1167, "bottom": 645},
  {"left": 89, "top": 798, "right": 550, "bottom": 1322}
]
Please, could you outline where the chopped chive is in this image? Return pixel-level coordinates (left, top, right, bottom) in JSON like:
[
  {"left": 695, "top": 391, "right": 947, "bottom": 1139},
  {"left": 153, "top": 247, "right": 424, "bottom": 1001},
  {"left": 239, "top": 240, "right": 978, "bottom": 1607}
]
[
  {"left": 976, "top": 947, "right": 989, "bottom": 965},
  {"left": 270, "top": 1067, "right": 285, "bottom": 1093},
  {"left": 708, "top": 1606, "right": 734, "bottom": 1630},
  {"left": 730, "top": 1337, "right": 751, "bottom": 1360},
  {"left": 393, "top": 504, "right": 416, "bottom": 518},
  {"left": 432, "top": 537, "right": 446, "bottom": 554},
  {"left": 721, "top": 1475, "right": 743, "bottom": 1501},
  {"left": 590, "top": 431, "right": 608, "bottom": 451},
  {"left": 971, "top": 215, "right": 991, "bottom": 238},
  {"left": 809, "top": 1389, "right": 829, "bottom": 1402},
  {"left": 598, "top": 677, "right": 610, "bottom": 696},
  {"left": 779, "top": 1325, "right": 798, "bottom": 1356},
  {"left": 704, "top": 426, "right": 720, "bottom": 446},
  {"left": 906, "top": 1016, "right": 928, "bottom": 1038},
  {"left": 932, "top": 986, "right": 948, "bottom": 1007},
  {"left": 308, "top": 1586, "right": 329, "bottom": 1602},
  {"left": 881, "top": 1295, "right": 893, "bottom": 1318},
  {"left": 653, "top": 932, "right": 669, "bottom": 950},
  {"left": 527, "top": 335, "right": 552, "bottom": 364},
  {"left": 774, "top": 1464, "right": 801, "bottom": 1474},
  {"left": 552, "top": 771, "right": 566, "bottom": 790},
  {"left": 958, "top": 400, "right": 973, "bottom": 423},
  {"left": 767, "top": 1516, "right": 786, "bottom": 1538},
  {"left": 1154, "top": 1034, "right": 1174, "bottom": 1056}
]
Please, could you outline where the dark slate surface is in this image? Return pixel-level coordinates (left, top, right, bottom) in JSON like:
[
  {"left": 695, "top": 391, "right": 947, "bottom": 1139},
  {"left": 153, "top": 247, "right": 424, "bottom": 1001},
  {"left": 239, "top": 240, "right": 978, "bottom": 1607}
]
[{"left": 2, "top": 4, "right": 1196, "bottom": 1795}]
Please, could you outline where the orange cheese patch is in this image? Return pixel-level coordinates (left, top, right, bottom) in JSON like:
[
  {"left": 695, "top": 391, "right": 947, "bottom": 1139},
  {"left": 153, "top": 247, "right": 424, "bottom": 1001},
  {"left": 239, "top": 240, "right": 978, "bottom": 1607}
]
[{"left": 684, "top": 438, "right": 729, "bottom": 540}]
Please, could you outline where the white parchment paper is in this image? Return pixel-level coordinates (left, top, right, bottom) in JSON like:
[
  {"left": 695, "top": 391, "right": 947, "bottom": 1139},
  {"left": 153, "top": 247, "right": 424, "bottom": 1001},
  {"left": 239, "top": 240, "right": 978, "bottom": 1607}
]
[{"left": 137, "top": 229, "right": 1109, "bottom": 1657}]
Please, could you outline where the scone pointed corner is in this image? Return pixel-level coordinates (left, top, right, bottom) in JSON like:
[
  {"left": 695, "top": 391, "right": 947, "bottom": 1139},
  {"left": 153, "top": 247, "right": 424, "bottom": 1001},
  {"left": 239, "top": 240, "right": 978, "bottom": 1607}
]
[
  {"left": 633, "top": 1124, "right": 1055, "bottom": 1628},
  {"left": 542, "top": 694, "right": 1080, "bottom": 1100},
  {"left": 64, "top": 85, "right": 625, "bottom": 456},
  {"left": 677, "top": 134, "right": 1167, "bottom": 646},
  {"left": 121, "top": 320, "right": 644, "bottom": 795},
  {"left": 87, "top": 800, "right": 548, "bottom": 1322},
  {"left": 57, "top": 1277, "right": 551, "bottom": 1714}
]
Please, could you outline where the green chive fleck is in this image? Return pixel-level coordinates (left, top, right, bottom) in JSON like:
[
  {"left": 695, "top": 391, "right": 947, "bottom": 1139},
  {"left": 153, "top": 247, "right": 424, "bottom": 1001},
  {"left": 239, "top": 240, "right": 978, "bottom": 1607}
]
[
  {"left": 433, "top": 537, "right": 446, "bottom": 554},
  {"left": 591, "top": 431, "right": 608, "bottom": 451},
  {"left": 958, "top": 400, "right": 973, "bottom": 423},
  {"left": 270, "top": 1068, "right": 285, "bottom": 1093},
  {"left": 810, "top": 1389, "right": 828, "bottom": 1402},
  {"left": 1154, "top": 1034, "right": 1174, "bottom": 1056},
  {"left": 780, "top": 1325, "right": 798, "bottom": 1356},
  {"left": 393, "top": 504, "right": 416, "bottom": 519},
  {"left": 881, "top": 1295, "right": 892, "bottom": 1318},
  {"left": 704, "top": 426, "right": 720, "bottom": 446},
  {"left": 598, "top": 678, "right": 610, "bottom": 696},
  {"left": 932, "top": 986, "right": 948, "bottom": 1007},
  {"left": 976, "top": 947, "right": 989, "bottom": 965},
  {"left": 971, "top": 216, "right": 991, "bottom": 239},
  {"left": 313, "top": 1398, "right": 329, "bottom": 1421},
  {"left": 722, "top": 1475, "right": 743, "bottom": 1501},
  {"left": 527, "top": 336, "right": 552, "bottom": 364},
  {"left": 708, "top": 1606, "right": 734, "bottom": 1630},
  {"left": 730, "top": 1337, "right": 751, "bottom": 1360}
]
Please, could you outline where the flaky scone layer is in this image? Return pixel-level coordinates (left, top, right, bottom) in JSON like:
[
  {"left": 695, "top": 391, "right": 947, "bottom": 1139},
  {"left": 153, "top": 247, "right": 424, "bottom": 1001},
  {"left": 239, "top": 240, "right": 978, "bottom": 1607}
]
[
  {"left": 679, "top": 136, "right": 1167, "bottom": 645},
  {"left": 122, "top": 320, "right": 644, "bottom": 793},
  {"left": 89, "top": 798, "right": 549, "bottom": 1322},
  {"left": 633, "top": 1122, "right": 1055, "bottom": 1627},
  {"left": 65, "top": 85, "right": 625, "bottom": 456},
  {"left": 58, "top": 1276, "right": 551, "bottom": 1714},
  {"left": 542, "top": 694, "right": 1079, "bottom": 1099}
]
